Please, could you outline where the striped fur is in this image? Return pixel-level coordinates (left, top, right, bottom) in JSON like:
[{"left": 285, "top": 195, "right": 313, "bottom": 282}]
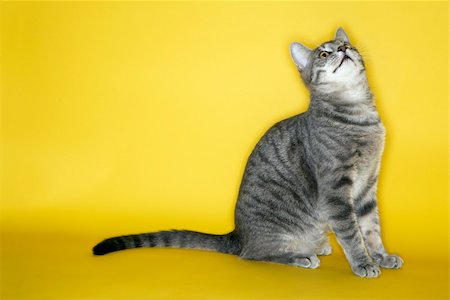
[
  {"left": 93, "top": 28, "right": 403, "bottom": 278},
  {"left": 93, "top": 231, "right": 240, "bottom": 255}
]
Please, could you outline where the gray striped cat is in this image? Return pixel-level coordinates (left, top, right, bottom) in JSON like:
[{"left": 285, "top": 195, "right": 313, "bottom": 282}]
[{"left": 93, "top": 28, "right": 403, "bottom": 278}]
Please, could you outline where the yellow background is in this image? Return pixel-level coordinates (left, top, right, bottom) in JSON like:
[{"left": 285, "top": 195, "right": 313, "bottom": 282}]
[{"left": 1, "top": 1, "right": 448, "bottom": 299}]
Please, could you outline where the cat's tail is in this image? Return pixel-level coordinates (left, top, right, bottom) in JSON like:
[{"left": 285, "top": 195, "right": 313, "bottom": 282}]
[{"left": 92, "top": 230, "right": 241, "bottom": 256}]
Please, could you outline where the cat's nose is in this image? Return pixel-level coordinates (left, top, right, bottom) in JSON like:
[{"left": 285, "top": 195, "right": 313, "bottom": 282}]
[{"left": 337, "top": 45, "right": 346, "bottom": 52}]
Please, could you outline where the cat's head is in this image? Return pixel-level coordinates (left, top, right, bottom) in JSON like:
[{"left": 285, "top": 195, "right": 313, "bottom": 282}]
[{"left": 290, "top": 28, "right": 367, "bottom": 97}]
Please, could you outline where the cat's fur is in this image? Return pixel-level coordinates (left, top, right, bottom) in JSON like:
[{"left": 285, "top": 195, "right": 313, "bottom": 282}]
[{"left": 93, "top": 28, "right": 403, "bottom": 278}]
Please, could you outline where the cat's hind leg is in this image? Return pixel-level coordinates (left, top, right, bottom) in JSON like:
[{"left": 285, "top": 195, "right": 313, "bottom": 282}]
[
  {"left": 315, "top": 234, "right": 332, "bottom": 256},
  {"left": 238, "top": 234, "right": 322, "bottom": 269},
  {"left": 253, "top": 253, "right": 321, "bottom": 269}
]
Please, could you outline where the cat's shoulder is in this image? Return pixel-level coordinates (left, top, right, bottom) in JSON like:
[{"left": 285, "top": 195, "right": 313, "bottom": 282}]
[
  {"left": 257, "top": 113, "right": 305, "bottom": 146},
  {"left": 270, "top": 112, "right": 305, "bottom": 133}
]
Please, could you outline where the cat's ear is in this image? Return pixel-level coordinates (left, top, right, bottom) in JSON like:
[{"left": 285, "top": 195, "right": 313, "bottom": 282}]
[
  {"left": 335, "top": 27, "right": 350, "bottom": 43},
  {"left": 290, "top": 42, "right": 312, "bottom": 70}
]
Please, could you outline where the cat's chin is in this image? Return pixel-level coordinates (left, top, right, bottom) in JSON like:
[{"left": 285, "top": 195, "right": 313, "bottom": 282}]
[
  {"left": 332, "top": 63, "right": 360, "bottom": 79},
  {"left": 333, "top": 56, "right": 353, "bottom": 73}
]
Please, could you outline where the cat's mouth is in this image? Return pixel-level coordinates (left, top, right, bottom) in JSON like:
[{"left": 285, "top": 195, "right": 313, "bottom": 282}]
[{"left": 333, "top": 55, "right": 354, "bottom": 73}]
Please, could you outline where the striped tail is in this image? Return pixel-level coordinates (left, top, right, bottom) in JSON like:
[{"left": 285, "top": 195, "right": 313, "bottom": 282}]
[{"left": 92, "top": 230, "right": 241, "bottom": 256}]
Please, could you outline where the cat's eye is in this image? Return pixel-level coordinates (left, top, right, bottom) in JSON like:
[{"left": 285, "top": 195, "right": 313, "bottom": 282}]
[
  {"left": 319, "top": 51, "right": 329, "bottom": 59},
  {"left": 344, "top": 44, "right": 351, "bottom": 49}
]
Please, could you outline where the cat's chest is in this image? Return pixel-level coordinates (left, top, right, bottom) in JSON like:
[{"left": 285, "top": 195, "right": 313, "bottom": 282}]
[
  {"left": 340, "top": 127, "right": 385, "bottom": 162},
  {"left": 349, "top": 130, "right": 384, "bottom": 153},
  {"left": 312, "top": 122, "right": 385, "bottom": 169}
]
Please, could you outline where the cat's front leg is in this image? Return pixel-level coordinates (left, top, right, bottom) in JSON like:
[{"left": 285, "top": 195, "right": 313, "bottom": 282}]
[
  {"left": 355, "top": 187, "right": 404, "bottom": 269},
  {"left": 322, "top": 179, "right": 380, "bottom": 278}
]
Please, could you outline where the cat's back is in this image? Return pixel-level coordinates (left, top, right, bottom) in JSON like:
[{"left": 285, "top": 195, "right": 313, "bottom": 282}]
[
  {"left": 246, "top": 113, "right": 306, "bottom": 170},
  {"left": 235, "top": 113, "right": 317, "bottom": 217}
]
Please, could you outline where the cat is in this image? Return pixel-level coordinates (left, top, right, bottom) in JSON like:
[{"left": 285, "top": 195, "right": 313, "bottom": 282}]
[{"left": 93, "top": 28, "right": 403, "bottom": 278}]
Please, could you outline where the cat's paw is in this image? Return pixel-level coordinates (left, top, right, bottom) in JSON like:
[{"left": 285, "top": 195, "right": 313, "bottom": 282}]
[
  {"left": 316, "top": 244, "right": 332, "bottom": 256},
  {"left": 293, "top": 255, "right": 320, "bottom": 269},
  {"left": 352, "top": 262, "right": 381, "bottom": 278},
  {"left": 374, "top": 254, "right": 403, "bottom": 269}
]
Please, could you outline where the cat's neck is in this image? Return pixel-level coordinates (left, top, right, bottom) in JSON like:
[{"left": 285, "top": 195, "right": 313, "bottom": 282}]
[
  {"left": 308, "top": 87, "right": 381, "bottom": 124},
  {"left": 309, "top": 93, "right": 376, "bottom": 111},
  {"left": 310, "top": 75, "right": 373, "bottom": 103},
  {"left": 309, "top": 78, "right": 377, "bottom": 113}
]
